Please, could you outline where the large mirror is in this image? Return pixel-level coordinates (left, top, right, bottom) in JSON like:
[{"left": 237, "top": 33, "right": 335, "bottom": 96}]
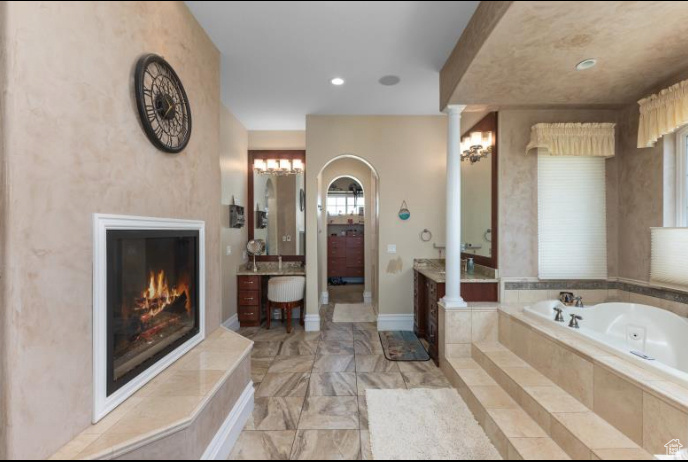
[
  {"left": 248, "top": 151, "right": 306, "bottom": 260},
  {"left": 461, "top": 112, "right": 498, "bottom": 268}
]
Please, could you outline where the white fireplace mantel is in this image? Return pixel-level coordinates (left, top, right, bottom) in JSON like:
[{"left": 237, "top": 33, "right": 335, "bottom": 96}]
[{"left": 92, "top": 214, "right": 206, "bottom": 423}]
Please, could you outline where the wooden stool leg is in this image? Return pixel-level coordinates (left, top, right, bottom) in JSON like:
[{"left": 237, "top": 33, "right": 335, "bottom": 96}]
[
  {"left": 266, "top": 300, "right": 271, "bottom": 330},
  {"left": 299, "top": 301, "right": 305, "bottom": 327},
  {"left": 286, "top": 307, "right": 293, "bottom": 334}
]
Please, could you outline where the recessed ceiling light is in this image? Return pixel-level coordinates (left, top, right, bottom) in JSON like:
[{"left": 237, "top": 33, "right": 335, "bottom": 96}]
[
  {"left": 379, "top": 75, "right": 401, "bottom": 86},
  {"left": 330, "top": 77, "right": 345, "bottom": 86},
  {"left": 575, "top": 59, "right": 597, "bottom": 71}
]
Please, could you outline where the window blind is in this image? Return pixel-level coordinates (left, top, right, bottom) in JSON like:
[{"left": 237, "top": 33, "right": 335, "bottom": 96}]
[
  {"left": 651, "top": 228, "right": 688, "bottom": 288},
  {"left": 538, "top": 155, "right": 608, "bottom": 280}
]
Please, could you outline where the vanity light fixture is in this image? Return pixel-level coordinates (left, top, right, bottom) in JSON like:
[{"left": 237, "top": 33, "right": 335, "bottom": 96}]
[
  {"left": 331, "top": 77, "right": 345, "bottom": 86},
  {"left": 254, "top": 158, "right": 305, "bottom": 176},
  {"left": 461, "top": 131, "right": 493, "bottom": 164}
]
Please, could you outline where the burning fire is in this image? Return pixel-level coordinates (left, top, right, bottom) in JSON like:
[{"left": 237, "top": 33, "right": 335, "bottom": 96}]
[{"left": 136, "top": 270, "right": 191, "bottom": 322}]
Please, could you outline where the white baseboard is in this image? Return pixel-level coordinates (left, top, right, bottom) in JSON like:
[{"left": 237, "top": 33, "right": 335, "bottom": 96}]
[
  {"left": 376, "top": 314, "right": 413, "bottom": 331},
  {"left": 222, "top": 314, "right": 240, "bottom": 332},
  {"left": 304, "top": 314, "right": 321, "bottom": 332},
  {"left": 201, "top": 382, "right": 254, "bottom": 460},
  {"left": 363, "top": 291, "right": 373, "bottom": 304},
  {"left": 320, "top": 291, "right": 329, "bottom": 305}
]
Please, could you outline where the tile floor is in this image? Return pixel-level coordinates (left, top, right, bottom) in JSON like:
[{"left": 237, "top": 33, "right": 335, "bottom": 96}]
[{"left": 229, "top": 285, "right": 452, "bottom": 460}]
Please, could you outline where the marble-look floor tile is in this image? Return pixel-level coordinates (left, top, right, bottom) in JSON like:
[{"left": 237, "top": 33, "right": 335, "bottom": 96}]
[
  {"left": 356, "top": 373, "right": 406, "bottom": 396},
  {"left": 308, "top": 373, "right": 358, "bottom": 397},
  {"left": 229, "top": 430, "right": 296, "bottom": 460},
  {"left": 246, "top": 397, "right": 305, "bottom": 431},
  {"left": 282, "top": 331, "right": 322, "bottom": 344},
  {"left": 290, "top": 430, "right": 361, "bottom": 460},
  {"left": 251, "top": 357, "right": 274, "bottom": 383},
  {"left": 256, "top": 373, "right": 311, "bottom": 398},
  {"left": 397, "top": 360, "right": 444, "bottom": 376},
  {"left": 322, "top": 322, "right": 353, "bottom": 334},
  {"left": 353, "top": 338, "right": 383, "bottom": 355},
  {"left": 278, "top": 341, "right": 319, "bottom": 357},
  {"left": 318, "top": 341, "right": 355, "bottom": 356},
  {"left": 252, "top": 342, "right": 282, "bottom": 358},
  {"left": 298, "top": 396, "right": 359, "bottom": 430},
  {"left": 313, "top": 355, "right": 356, "bottom": 373},
  {"left": 237, "top": 327, "right": 261, "bottom": 340},
  {"left": 268, "top": 356, "right": 315, "bottom": 374},
  {"left": 353, "top": 323, "right": 377, "bottom": 333},
  {"left": 354, "top": 355, "right": 399, "bottom": 373},
  {"left": 360, "top": 430, "right": 372, "bottom": 460},
  {"left": 252, "top": 329, "right": 290, "bottom": 343},
  {"left": 321, "top": 331, "right": 353, "bottom": 343},
  {"left": 358, "top": 396, "right": 369, "bottom": 430},
  {"left": 401, "top": 372, "right": 451, "bottom": 389}
]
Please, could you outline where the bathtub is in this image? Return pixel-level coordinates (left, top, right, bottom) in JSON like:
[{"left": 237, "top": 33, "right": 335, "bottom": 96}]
[{"left": 524, "top": 300, "right": 688, "bottom": 385}]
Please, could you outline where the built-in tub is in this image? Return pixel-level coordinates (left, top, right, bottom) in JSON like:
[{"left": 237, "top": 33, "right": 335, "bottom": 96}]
[{"left": 525, "top": 300, "right": 688, "bottom": 386}]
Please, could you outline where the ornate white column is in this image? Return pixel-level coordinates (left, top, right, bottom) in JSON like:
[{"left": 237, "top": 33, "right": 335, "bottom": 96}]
[{"left": 442, "top": 105, "right": 467, "bottom": 309}]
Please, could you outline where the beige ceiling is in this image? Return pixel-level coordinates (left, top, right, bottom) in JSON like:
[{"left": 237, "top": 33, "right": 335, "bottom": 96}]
[{"left": 441, "top": 1, "right": 688, "bottom": 109}]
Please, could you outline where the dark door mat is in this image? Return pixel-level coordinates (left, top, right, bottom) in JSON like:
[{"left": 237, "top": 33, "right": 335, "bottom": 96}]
[{"left": 379, "top": 331, "right": 431, "bottom": 362}]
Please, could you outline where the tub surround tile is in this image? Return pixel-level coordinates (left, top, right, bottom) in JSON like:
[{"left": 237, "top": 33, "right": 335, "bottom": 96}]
[
  {"left": 470, "top": 386, "right": 520, "bottom": 410},
  {"left": 642, "top": 392, "right": 688, "bottom": 455},
  {"left": 552, "top": 412, "right": 639, "bottom": 450},
  {"left": 591, "top": 448, "right": 654, "bottom": 460},
  {"left": 488, "top": 408, "right": 548, "bottom": 438},
  {"left": 508, "top": 437, "right": 571, "bottom": 460},
  {"left": 593, "top": 365, "right": 644, "bottom": 446}
]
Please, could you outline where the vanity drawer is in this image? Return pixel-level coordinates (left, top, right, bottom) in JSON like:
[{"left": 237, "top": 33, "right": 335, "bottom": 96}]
[
  {"left": 239, "top": 276, "right": 261, "bottom": 290},
  {"left": 328, "top": 258, "right": 347, "bottom": 277},
  {"left": 345, "top": 267, "right": 364, "bottom": 278},
  {"left": 238, "top": 291, "right": 260, "bottom": 306},
  {"left": 346, "top": 254, "right": 364, "bottom": 267},
  {"left": 238, "top": 306, "right": 259, "bottom": 322}
]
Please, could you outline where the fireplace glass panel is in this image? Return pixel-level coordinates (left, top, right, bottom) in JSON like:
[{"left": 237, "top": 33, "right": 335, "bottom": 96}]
[{"left": 106, "top": 230, "right": 199, "bottom": 396}]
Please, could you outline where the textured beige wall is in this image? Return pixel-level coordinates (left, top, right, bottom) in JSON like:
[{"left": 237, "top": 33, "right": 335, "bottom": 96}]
[
  {"left": 498, "top": 109, "right": 620, "bottom": 278},
  {"left": 2, "top": 2, "right": 221, "bottom": 459},
  {"left": 617, "top": 105, "right": 664, "bottom": 283},
  {"left": 306, "top": 116, "right": 447, "bottom": 318},
  {"left": 0, "top": 1, "right": 7, "bottom": 458},
  {"left": 318, "top": 158, "right": 377, "bottom": 302},
  {"left": 220, "top": 105, "right": 248, "bottom": 323},
  {"left": 248, "top": 130, "right": 306, "bottom": 150}
]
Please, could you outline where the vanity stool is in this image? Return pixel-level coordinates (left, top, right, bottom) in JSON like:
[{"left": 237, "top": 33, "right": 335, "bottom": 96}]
[{"left": 267, "top": 276, "right": 306, "bottom": 333}]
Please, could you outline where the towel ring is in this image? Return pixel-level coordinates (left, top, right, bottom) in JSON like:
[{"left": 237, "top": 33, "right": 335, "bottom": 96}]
[{"left": 420, "top": 229, "right": 433, "bottom": 242}]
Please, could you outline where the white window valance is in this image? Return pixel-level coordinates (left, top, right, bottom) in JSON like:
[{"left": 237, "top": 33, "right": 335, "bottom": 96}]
[
  {"left": 526, "top": 123, "right": 616, "bottom": 158},
  {"left": 638, "top": 79, "right": 688, "bottom": 148}
]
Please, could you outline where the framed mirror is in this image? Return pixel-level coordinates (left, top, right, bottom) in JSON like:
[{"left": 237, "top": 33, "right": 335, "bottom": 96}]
[
  {"left": 248, "top": 150, "right": 306, "bottom": 262},
  {"left": 461, "top": 112, "right": 498, "bottom": 269}
]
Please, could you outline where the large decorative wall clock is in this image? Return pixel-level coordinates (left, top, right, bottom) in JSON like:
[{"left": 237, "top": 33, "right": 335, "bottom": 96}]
[{"left": 134, "top": 54, "right": 192, "bottom": 153}]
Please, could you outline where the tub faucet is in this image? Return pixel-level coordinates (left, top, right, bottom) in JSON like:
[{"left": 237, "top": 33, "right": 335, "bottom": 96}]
[
  {"left": 574, "top": 296, "right": 584, "bottom": 308},
  {"left": 553, "top": 307, "right": 565, "bottom": 323},
  {"left": 569, "top": 314, "right": 583, "bottom": 329}
]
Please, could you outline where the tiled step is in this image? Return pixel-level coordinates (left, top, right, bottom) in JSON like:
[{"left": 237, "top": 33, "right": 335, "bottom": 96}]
[
  {"left": 446, "top": 357, "right": 570, "bottom": 460},
  {"left": 471, "top": 342, "right": 653, "bottom": 460}
]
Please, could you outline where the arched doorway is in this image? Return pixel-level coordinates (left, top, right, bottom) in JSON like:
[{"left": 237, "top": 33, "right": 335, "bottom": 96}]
[{"left": 316, "top": 155, "right": 380, "bottom": 314}]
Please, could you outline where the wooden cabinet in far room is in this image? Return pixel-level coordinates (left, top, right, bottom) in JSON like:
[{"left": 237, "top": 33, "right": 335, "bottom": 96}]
[{"left": 328, "top": 235, "right": 364, "bottom": 278}]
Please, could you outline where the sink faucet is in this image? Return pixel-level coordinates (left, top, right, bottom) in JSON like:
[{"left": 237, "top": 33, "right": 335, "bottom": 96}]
[
  {"left": 573, "top": 296, "right": 584, "bottom": 308},
  {"left": 553, "top": 307, "right": 565, "bottom": 323},
  {"left": 569, "top": 314, "right": 583, "bottom": 329}
]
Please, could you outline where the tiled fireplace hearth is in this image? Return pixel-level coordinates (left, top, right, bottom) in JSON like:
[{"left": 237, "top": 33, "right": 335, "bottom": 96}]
[{"left": 92, "top": 215, "right": 206, "bottom": 422}]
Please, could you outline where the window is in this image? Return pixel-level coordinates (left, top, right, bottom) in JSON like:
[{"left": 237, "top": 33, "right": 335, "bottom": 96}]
[
  {"left": 538, "top": 155, "right": 608, "bottom": 280},
  {"left": 326, "top": 193, "right": 362, "bottom": 216},
  {"left": 677, "top": 126, "right": 688, "bottom": 227}
]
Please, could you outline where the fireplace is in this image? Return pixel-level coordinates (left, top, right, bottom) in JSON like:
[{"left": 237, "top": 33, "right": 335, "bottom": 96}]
[
  {"left": 93, "top": 215, "right": 205, "bottom": 422},
  {"left": 106, "top": 230, "right": 199, "bottom": 396}
]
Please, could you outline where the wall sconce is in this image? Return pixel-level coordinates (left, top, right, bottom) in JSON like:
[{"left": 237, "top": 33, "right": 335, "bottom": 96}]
[{"left": 461, "top": 131, "right": 493, "bottom": 164}]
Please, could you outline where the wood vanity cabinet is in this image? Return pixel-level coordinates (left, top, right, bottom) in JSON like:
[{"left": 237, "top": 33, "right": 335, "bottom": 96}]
[
  {"left": 328, "top": 235, "right": 364, "bottom": 278},
  {"left": 414, "top": 269, "right": 499, "bottom": 366},
  {"left": 237, "top": 275, "right": 266, "bottom": 327}
]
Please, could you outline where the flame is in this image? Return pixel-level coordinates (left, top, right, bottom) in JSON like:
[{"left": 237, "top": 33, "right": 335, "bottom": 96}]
[{"left": 136, "top": 270, "right": 191, "bottom": 321}]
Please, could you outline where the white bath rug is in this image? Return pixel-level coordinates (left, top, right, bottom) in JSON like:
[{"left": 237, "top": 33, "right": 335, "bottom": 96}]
[
  {"left": 366, "top": 388, "right": 502, "bottom": 460},
  {"left": 332, "top": 303, "right": 377, "bottom": 323}
]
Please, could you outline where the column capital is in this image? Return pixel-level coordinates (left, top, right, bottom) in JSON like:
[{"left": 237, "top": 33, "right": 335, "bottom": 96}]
[{"left": 444, "top": 104, "right": 467, "bottom": 115}]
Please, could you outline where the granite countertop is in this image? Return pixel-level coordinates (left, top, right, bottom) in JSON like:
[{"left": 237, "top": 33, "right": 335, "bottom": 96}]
[
  {"left": 237, "top": 262, "right": 306, "bottom": 276},
  {"left": 413, "top": 259, "right": 499, "bottom": 284}
]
